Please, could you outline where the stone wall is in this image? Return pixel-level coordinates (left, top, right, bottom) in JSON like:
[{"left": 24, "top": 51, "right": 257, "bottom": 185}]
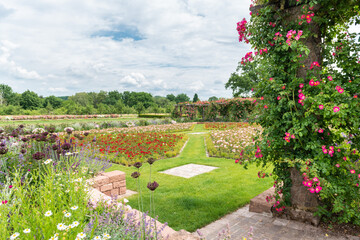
[{"left": 89, "top": 170, "right": 126, "bottom": 196}]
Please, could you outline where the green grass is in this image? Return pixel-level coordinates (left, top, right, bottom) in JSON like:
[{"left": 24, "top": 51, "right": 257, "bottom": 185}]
[
  {"left": 107, "top": 123, "right": 273, "bottom": 232},
  {"left": 0, "top": 117, "right": 145, "bottom": 126}
]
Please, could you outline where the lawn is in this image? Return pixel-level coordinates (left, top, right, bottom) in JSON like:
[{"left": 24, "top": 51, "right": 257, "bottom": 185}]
[{"left": 107, "top": 124, "right": 273, "bottom": 232}]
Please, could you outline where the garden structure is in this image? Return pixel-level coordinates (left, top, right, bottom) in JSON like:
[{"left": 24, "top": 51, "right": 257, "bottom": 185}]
[
  {"left": 172, "top": 97, "right": 255, "bottom": 122},
  {"left": 237, "top": 0, "right": 360, "bottom": 227}
]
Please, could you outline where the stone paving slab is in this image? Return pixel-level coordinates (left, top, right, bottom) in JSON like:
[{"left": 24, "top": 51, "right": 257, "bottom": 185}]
[
  {"left": 160, "top": 163, "right": 218, "bottom": 178},
  {"left": 188, "top": 132, "right": 207, "bottom": 135},
  {"left": 197, "top": 205, "right": 360, "bottom": 240}
]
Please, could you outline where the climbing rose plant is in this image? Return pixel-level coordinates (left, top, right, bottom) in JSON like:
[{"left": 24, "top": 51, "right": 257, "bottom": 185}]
[{"left": 237, "top": 0, "right": 360, "bottom": 224}]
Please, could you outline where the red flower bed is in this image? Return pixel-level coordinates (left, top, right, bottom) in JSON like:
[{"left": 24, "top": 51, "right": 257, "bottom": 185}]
[{"left": 64, "top": 131, "right": 187, "bottom": 165}]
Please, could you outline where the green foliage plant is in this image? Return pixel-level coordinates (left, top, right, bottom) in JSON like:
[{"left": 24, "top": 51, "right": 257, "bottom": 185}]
[{"left": 237, "top": 0, "right": 360, "bottom": 224}]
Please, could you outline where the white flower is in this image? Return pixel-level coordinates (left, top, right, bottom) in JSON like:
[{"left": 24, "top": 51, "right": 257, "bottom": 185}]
[
  {"left": 93, "top": 236, "right": 102, "bottom": 240},
  {"left": 32, "top": 128, "right": 45, "bottom": 134},
  {"left": 49, "top": 237, "right": 58, "bottom": 240},
  {"left": 71, "top": 221, "right": 79, "bottom": 228},
  {"left": 23, "top": 228, "right": 31, "bottom": 233},
  {"left": 77, "top": 232, "right": 86, "bottom": 239},
  {"left": 10, "top": 232, "right": 20, "bottom": 240},
  {"left": 64, "top": 127, "right": 74, "bottom": 132},
  {"left": 64, "top": 212, "right": 71, "bottom": 218},
  {"left": 102, "top": 233, "right": 111, "bottom": 239},
  {"left": 123, "top": 198, "right": 129, "bottom": 203},
  {"left": 73, "top": 178, "right": 82, "bottom": 182},
  {"left": 44, "top": 159, "right": 53, "bottom": 164},
  {"left": 57, "top": 223, "right": 67, "bottom": 231},
  {"left": 44, "top": 210, "right": 53, "bottom": 217},
  {"left": 70, "top": 206, "right": 78, "bottom": 210},
  {"left": 65, "top": 152, "right": 73, "bottom": 156}
]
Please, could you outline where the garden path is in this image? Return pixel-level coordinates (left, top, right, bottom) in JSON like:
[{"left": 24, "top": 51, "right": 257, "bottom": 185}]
[{"left": 198, "top": 204, "right": 360, "bottom": 240}]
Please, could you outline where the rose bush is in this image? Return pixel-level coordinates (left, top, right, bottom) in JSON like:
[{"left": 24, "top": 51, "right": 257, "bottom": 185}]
[{"left": 237, "top": 0, "right": 360, "bottom": 224}]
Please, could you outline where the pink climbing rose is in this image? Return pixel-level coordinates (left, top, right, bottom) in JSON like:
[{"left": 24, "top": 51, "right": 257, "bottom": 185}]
[
  {"left": 333, "top": 106, "right": 340, "bottom": 112},
  {"left": 319, "top": 105, "right": 324, "bottom": 109}
]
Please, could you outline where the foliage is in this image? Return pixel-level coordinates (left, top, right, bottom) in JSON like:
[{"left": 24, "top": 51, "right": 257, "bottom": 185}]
[
  {"left": 225, "top": 60, "right": 260, "bottom": 97},
  {"left": 192, "top": 93, "right": 200, "bottom": 102},
  {"left": 173, "top": 98, "right": 255, "bottom": 122},
  {"left": 237, "top": 0, "right": 360, "bottom": 223},
  {"left": 175, "top": 93, "right": 190, "bottom": 104},
  {"left": 0, "top": 85, "right": 187, "bottom": 115},
  {"left": 20, "top": 90, "right": 42, "bottom": 110}
]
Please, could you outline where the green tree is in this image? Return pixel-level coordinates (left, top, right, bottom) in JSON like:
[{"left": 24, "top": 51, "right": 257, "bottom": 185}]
[
  {"left": 20, "top": 90, "right": 41, "bottom": 110},
  {"left": 192, "top": 93, "right": 200, "bottom": 102},
  {"left": 208, "top": 96, "right": 218, "bottom": 102},
  {"left": 105, "top": 90, "right": 122, "bottom": 105},
  {"left": 44, "top": 95, "right": 63, "bottom": 108},
  {"left": 114, "top": 99, "right": 125, "bottom": 114},
  {"left": 225, "top": 61, "right": 260, "bottom": 97},
  {"left": 166, "top": 94, "right": 176, "bottom": 102},
  {"left": 154, "top": 96, "right": 170, "bottom": 108},
  {"left": 135, "top": 102, "right": 145, "bottom": 114},
  {"left": 68, "top": 92, "right": 91, "bottom": 107},
  {"left": 175, "top": 93, "right": 190, "bottom": 103},
  {"left": 126, "top": 92, "right": 154, "bottom": 108},
  {"left": 0, "top": 84, "right": 16, "bottom": 105}
]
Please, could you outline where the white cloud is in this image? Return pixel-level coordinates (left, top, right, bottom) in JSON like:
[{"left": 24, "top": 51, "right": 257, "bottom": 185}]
[
  {"left": 0, "top": 0, "right": 253, "bottom": 98},
  {"left": 0, "top": 40, "right": 42, "bottom": 79}
]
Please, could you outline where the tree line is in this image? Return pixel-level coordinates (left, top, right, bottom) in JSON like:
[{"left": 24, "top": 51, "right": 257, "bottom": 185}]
[{"left": 0, "top": 84, "right": 218, "bottom": 115}]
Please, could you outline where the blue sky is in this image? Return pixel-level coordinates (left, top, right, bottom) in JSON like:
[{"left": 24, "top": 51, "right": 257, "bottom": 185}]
[{"left": 0, "top": 0, "right": 253, "bottom": 99}]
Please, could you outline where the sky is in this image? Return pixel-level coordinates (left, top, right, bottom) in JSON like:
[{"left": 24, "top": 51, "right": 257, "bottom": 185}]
[{"left": 0, "top": 0, "right": 253, "bottom": 100}]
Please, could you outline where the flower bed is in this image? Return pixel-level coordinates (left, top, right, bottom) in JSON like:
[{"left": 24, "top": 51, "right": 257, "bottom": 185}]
[
  {"left": 63, "top": 131, "right": 188, "bottom": 166},
  {"left": 204, "top": 122, "right": 250, "bottom": 130},
  {"left": 206, "top": 125, "right": 260, "bottom": 159},
  {"left": 65, "top": 122, "right": 196, "bottom": 136},
  {"left": 0, "top": 114, "right": 133, "bottom": 121}
]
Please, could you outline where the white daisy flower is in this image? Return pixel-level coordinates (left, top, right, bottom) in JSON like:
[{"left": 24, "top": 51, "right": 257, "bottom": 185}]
[
  {"left": 44, "top": 159, "right": 53, "bottom": 164},
  {"left": 70, "top": 206, "right": 78, "bottom": 210},
  {"left": 23, "top": 228, "right": 31, "bottom": 233},
  {"left": 93, "top": 236, "right": 102, "bottom": 240},
  {"left": 123, "top": 198, "right": 129, "bottom": 203},
  {"left": 44, "top": 210, "right": 53, "bottom": 217},
  {"left": 57, "top": 223, "right": 67, "bottom": 231},
  {"left": 73, "top": 178, "right": 82, "bottom": 182},
  {"left": 10, "top": 232, "right": 20, "bottom": 240},
  {"left": 102, "top": 233, "right": 111, "bottom": 239},
  {"left": 65, "top": 152, "right": 73, "bottom": 156},
  {"left": 64, "top": 212, "right": 71, "bottom": 218},
  {"left": 71, "top": 221, "right": 79, "bottom": 228},
  {"left": 77, "top": 232, "right": 86, "bottom": 239},
  {"left": 49, "top": 237, "right": 58, "bottom": 240}
]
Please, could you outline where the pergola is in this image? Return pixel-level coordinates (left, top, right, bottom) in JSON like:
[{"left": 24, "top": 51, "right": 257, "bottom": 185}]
[{"left": 173, "top": 98, "right": 255, "bottom": 121}]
